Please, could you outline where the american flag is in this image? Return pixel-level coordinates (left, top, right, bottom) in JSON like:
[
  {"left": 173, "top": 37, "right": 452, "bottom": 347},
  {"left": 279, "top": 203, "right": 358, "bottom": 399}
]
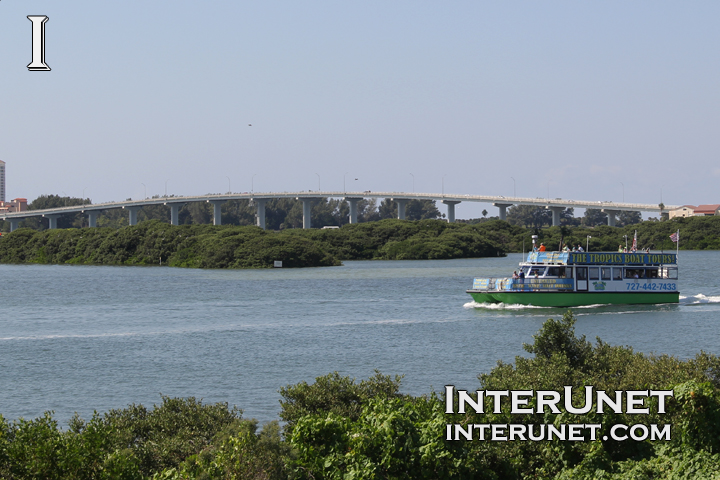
[
  {"left": 631, "top": 230, "right": 637, "bottom": 252},
  {"left": 670, "top": 231, "right": 679, "bottom": 243}
]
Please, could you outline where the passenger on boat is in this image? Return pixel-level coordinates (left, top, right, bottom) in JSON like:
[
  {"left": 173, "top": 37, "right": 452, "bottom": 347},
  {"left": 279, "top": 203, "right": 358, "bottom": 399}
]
[
  {"left": 539, "top": 243, "right": 546, "bottom": 252},
  {"left": 562, "top": 244, "right": 570, "bottom": 252},
  {"left": 577, "top": 245, "right": 584, "bottom": 252},
  {"left": 618, "top": 245, "right": 624, "bottom": 252},
  {"left": 512, "top": 271, "right": 519, "bottom": 279}
]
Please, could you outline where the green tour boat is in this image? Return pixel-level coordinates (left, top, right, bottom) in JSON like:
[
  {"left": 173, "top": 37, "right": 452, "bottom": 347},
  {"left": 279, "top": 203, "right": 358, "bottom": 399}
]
[{"left": 467, "top": 251, "right": 679, "bottom": 307}]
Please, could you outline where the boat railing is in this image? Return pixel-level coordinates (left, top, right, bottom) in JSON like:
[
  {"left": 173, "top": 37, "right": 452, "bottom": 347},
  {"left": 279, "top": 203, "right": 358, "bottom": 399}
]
[{"left": 472, "top": 277, "right": 574, "bottom": 292}]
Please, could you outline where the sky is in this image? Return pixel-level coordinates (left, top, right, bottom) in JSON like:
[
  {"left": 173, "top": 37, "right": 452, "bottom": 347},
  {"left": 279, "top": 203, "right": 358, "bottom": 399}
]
[{"left": 1, "top": 1, "right": 718, "bottom": 219}]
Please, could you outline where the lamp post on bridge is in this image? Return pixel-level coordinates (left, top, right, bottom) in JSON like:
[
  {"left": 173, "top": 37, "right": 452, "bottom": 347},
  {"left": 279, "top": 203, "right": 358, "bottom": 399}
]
[
  {"left": 511, "top": 177, "right": 516, "bottom": 197},
  {"left": 315, "top": 173, "right": 320, "bottom": 191},
  {"left": 226, "top": 176, "right": 231, "bottom": 194},
  {"left": 141, "top": 183, "right": 146, "bottom": 200}
]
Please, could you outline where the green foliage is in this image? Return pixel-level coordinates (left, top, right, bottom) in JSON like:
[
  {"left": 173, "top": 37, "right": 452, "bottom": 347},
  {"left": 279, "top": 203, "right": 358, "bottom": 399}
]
[
  {"left": 289, "top": 396, "right": 502, "bottom": 480},
  {"left": 279, "top": 371, "right": 404, "bottom": 434},
  {"left": 523, "top": 310, "right": 593, "bottom": 369},
  {"left": 471, "top": 311, "right": 720, "bottom": 478},
  {"left": 0, "top": 219, "right": 509, "bottom": 268},
  {"left": 0, "top": 397, "right": 242, "bottom": 479}
]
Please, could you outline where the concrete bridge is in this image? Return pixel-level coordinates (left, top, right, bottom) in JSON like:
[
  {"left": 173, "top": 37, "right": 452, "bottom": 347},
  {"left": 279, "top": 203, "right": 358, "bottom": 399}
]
[{"left": 0, "top": 191, "right": 676, "bottom": 231}]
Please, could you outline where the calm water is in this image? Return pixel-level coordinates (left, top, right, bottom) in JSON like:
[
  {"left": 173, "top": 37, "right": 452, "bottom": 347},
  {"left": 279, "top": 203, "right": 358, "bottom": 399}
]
[{"left": 1, "top": 251, "right": 719, "bottom": 426}]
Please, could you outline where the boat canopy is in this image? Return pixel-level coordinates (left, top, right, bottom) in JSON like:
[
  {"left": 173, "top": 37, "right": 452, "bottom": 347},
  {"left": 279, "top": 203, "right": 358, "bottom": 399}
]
[{"left": 526, "top": 252, "right": 677, "bottom": 266}]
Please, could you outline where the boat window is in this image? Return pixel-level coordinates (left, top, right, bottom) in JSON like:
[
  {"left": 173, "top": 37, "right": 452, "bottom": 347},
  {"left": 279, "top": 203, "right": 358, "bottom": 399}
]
[
  {"left": 547, "top": 267, "right": 562, "bottom": 277},
  {"left": 564, "top": 267, "right": 573, "bottom": 279},
  {"left": 646, "top": 268, "right": 659, "bottom": 278},
  {"left": 662, "top": 267, "right": 678, "bottom": 279},
  {"left": 625, "top": 268, "right": 645, "bottom": 279},
  {"left": 601, "top": 267, "right": 612, "bottom": 281},
  {"left": 576, "top": 268, "right": 587, "bottom": 280},
  {"left": 613, "top": 268, "right": 623, "bottom": 280},
  {"left": 529, "top": 267, "right": 545, "bottom": 277},
  {"left": 589, "top": 267, "right": 599, "bottom": 280}
]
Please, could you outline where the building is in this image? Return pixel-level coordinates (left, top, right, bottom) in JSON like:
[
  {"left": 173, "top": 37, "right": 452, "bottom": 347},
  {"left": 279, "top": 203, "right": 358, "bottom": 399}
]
[
  {"left": 693, "top": 204, "right": 720, "bottom": 216},
  {"left": 0, "top": 198, "right": 28, "bottom": 213},
  {"left": 0, "top": 160, "right": 5, "bottom": 202},
  {"left": 668, "top": 205, "right": 696, "bottom": 219}
]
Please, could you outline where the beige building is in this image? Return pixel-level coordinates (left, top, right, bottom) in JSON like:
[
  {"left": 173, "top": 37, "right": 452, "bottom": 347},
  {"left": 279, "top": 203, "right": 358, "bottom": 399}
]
[{"left": 669, "top": 205, "right": 696, "bottom": 219}]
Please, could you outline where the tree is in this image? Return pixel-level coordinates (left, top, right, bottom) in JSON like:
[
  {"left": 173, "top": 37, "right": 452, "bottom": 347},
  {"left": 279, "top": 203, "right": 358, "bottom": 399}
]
[
  {"left": 617, "top": 210, "right": 642, "bottom": 227},
  {"left": 507, "top": 205, "right": 551, "bottom": 228},
  {"left": 560, "top": 207, "right": 580, "bottom": 226},
  {"left": 582, "top": 208, "right": 608, "bottom": 227},
  {"left": 377, "top": 199, "right": 442, "bottom": 221}
]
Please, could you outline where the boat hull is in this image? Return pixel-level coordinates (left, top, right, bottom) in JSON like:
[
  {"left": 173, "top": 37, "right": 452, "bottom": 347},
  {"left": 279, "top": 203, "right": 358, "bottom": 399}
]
[{"left": 467, "top": 291, "right": 679, "bottom": 307}]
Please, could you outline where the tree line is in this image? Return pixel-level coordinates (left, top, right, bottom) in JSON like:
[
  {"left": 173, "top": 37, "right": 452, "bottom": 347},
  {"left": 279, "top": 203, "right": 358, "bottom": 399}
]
[
  {"left": 471, "top": 205, "right": 644, "bottom": 228},
  {"left": 1, "top": 215, "right": 719, "bottom": 269},
  {"left": 0, "top": 219, "right": 507, "bottom": 268},
  {"left": 2, "top": 312, "right": 719, "bottom": 479}
]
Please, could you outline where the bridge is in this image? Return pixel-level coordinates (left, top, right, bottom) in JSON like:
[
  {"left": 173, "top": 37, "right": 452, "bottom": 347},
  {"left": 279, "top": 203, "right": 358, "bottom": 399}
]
[{"left": 0, "top": 191, "right": 676, "bottom": 231}]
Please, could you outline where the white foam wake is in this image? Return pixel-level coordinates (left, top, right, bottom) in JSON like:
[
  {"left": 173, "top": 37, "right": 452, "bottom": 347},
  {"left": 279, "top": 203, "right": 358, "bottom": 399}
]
[
  {"left": 463, "top": 301, "right": 546, "bottom": 310},
  {"left": 680, "top": 294, "right": 720, "bottom": 305}
]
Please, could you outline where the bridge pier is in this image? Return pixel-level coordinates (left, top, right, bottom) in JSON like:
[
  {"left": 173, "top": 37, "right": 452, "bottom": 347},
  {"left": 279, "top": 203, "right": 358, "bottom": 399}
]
[
  {"left": 10, "top": 218, "right": 19, "bottom": 232},
  {"left": 87, "top": 211, "right": 99, "bottom": 228},
  {"left": 345, "top": 197, "right": 361, "bottom": 224},
  {"left": 168, "top": 203, "right": 183, "bottom": 226},
  {"left": 493, "top": 203, "right": 513, "bottom": 221},
  {"left": 393, "top": 198, "right": 408, "bottom": 220},
  {"left": 548, "top": 206, "right": 565, "bottom": 227},
  {"left": 44, "top": 214, "right": 60, "bottom": 229},
  {"left": 124, "top": 206, "right": 141, "bottom": 226},
  {"left": 209, "top": 200, "right": 223, "bottom": 225},
  {"left": 254, "top": 198, "right": 267, "bottom": 229},
  {"left": 603, "top": 209, "right": 619, "bottom": 227},
  {"left": 300, "top": 198, "right": 313, "bottom": 228},
  {"left": 442, "top": 200, "right": 461, "bottom": 223}
]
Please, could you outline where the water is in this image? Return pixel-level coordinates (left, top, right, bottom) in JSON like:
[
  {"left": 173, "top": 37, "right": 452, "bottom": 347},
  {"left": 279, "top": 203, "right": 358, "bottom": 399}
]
[{"left": 1, "top": 251, "right": 719, "bottom": 426}]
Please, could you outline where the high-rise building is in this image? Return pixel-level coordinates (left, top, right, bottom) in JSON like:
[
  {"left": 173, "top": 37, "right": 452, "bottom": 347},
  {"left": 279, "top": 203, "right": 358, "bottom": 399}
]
[{"left": 0, "top": 160, "right": 5, "bottom": 202}]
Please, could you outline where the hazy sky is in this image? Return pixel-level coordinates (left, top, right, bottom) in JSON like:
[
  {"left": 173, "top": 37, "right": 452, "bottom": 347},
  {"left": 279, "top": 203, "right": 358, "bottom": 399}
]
[{"left": 1, "top": 1, "right": 718, "bottom": 218}]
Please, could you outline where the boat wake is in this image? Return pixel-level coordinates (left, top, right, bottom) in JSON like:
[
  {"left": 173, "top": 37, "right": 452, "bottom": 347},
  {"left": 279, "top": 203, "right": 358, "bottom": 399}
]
[
  {"left": 464, "top": 301, "right": 546, "bottom": 310},
  {"left": 680, "top": 294, "right": 720, "bottom": 305}
]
